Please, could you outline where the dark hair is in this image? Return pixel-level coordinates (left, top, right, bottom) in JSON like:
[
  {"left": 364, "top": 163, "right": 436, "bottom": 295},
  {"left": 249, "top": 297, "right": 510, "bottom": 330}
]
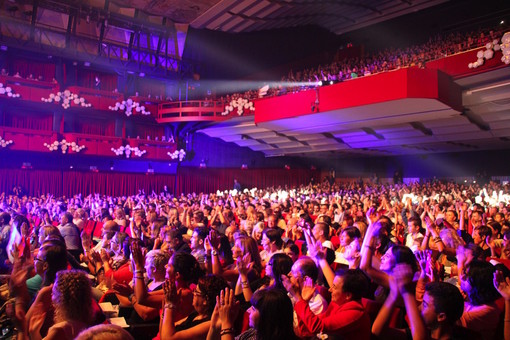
[
  {"left": 284, "top": 243, "right": 300, "bottom": 258},
  {"left": 171, "top": 252, "right": 203, "bottom": 284},
  {"left": 0, "top": 212, "right": 11, "bottom": 225},
  {"left": 504, "top": 229, "right": 510, "bottom": 241},
  {"left": 487, "top": 221, "right": 502, "bottom": 236},
  {"left": 295, "top": 256, "right": 319, "bottom": 282},
  {"left": 40, "top": 240, "right": 68, "bottom": 284},
  {"left": 63, "top": 212, "right": 74, "bottom": 223},
  {"left": 168, "top": 229, "right": 183, "bottom": 241},
  {"left": 197, "top": 275, "right": 229, "bottom": 316},
  {"left": 263, "top": 228, "right": 283, "bottom": 249},
  {"left": 155, "top": 216, "right": 167, "bottom": 227},
  {"left": 390, "top": 245, "right": 418, "bottom": 273},
  {"left": 408, "top": 216, "right": 421, "bottom": 227},
  {"left": 218, "top": 235, "right": 233, "bottom": 266},
  {"left": 251, "top": 288, "right": 298, "bottom": 340},
  {"left": 474, "top": 226, "right": 491, "bottom": 240},
  {"left": 314, "top": 222, "right": 330, "bottom": 239},
  {"left": 268, "top": 253, "right": 293, "bottom": 291},
  {"left": 342, "top": 226, "right": 361, "bottom": 240},
  {"left": 193, "top": 211, "right": 205, "bottom": 223},
  {"left": 465, "top": 260, "right": 500, "bottom": 306},
  {"left": 337, "top": 269, "right": 369, "bottom": 301},
  {"left": 116, "top": 232, "right": 131, "bottom": 260},
  {"left": 193, "top": 227, "right": 209, "bottom": 241},
  {"left": 320, "top": 215, "right": 332, "bottom": 226},
  {"left": 12, "top": 215, "right": 30, "bottom": 235},
  {"left": 425, "top": 282, "right": 464, "bottom": 325},
  {"left": 256, "top": 212, "right": 265, "bottom": 222}
]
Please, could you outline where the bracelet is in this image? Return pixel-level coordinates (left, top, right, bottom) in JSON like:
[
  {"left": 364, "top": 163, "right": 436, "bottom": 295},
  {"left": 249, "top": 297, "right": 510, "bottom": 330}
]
[
  {"left": 433, "top": 236, "right": 442, "bottom": 243},
  {"left": 135, "top": 269, "right": 144, "bottom": 274},
  {"left": 135, "top": 275, "right": 144, "bottom": 280},
  {"left": 211, "top": 250, "right": 218, "bottom": 256},
  {"left": 220, "top": 328, "right": 235, "bottom": 336},
  {"left": 241, "top": 281, "right": 249, "bottom": 289},
  {"left": 164, "top": 302, "right": 176, "bottom": 310}
]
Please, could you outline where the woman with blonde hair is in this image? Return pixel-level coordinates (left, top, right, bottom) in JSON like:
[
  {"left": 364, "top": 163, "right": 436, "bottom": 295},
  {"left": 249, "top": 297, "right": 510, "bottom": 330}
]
[
  {"left": 210, "top": 235, "right": 262, "bottom": 286},
  {"left": 113, "top": 208, "right": 128, "bottom": 230}
]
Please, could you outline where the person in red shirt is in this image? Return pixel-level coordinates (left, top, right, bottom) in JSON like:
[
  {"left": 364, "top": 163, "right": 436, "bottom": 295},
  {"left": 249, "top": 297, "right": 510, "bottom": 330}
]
[{"left": 292, "top": 268, "right": 370, "bottom": 339}]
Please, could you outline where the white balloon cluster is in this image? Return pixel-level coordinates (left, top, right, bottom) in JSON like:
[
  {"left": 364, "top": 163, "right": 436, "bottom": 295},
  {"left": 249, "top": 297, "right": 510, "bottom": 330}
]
[
  {"left": 221, "top": 97, "right": 255, "bottom": 116},
  {"left": 0, "top": 83, "right": 21, "bottom": 98},
  {"left": 0, "top": 137, "right": 13, "bottom": 148},
  {"left": 43, "top": 139, "right": 86, "bottom": 154},
  {"left": 500, "top": 32, "right": 510, "bottom": 65},
  {"left": 41, "top": 90, "right": 92, "bottom": 109},
  {"left": 167, "top": 149, "right": 186, "bottom": 161},
  {"left": 468, "top": 32, "right": 510, "bottom": 68},
  {"left": 111, "top": 145, "right": 146, "bottom": 158},
  {"left": 109, "top": 98, "right": 150, "bottom": 116}
]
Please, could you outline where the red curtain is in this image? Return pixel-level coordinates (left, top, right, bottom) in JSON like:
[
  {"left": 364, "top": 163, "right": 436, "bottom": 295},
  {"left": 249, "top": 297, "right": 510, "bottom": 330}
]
[
  {"left": 78, "top": 120, "right": 115, "bottom": 136},
  {"left": 0, "top": 169, "right": 63, "bottom": 196},
  {"left": 134, "top": 125, "right": 165, "bottom": 139},
  {"left": 0, "top": 168, "right": 318, "bottom": 197},
  {"left": 76, "top": 69, "right": 118, "bottom": 92},
  {"left": 62, "top": 172, "right": 176, "bottom": 197},
  {"left": 9, "top": 58, "right": 56, "bottom": 82},
  {"left": 0, "top": 169, "right": 175, "bottom": 197},
  {"left": 175, "top": 168, "right": 318, "bottom": 194},
  {"left": 4, "top": 113, "right": 53, "bottom": 131}
]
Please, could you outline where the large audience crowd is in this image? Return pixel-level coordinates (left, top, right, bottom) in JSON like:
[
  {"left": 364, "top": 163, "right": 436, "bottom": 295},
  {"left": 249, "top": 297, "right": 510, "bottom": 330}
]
[
  {"left": 213, "top": 25, "right": 507, "bottom": 101},
  {"left": 1, "top": 178, "right": 510, "bottom": 339},
  {"left": 280, "top": 27, "right": 504, "bottom": 88}
]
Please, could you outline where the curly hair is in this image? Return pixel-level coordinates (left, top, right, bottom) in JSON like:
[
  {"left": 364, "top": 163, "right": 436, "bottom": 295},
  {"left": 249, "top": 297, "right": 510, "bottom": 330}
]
[
  {"left": 76, "top": 324, "right": 134, "bottom": 340},
  {"left": 52, "top": 270, "right": 93, "bottom": 324},
  {"left": 146, "top": 250, "right": 171, "bottom": 272},
  {"left": 197, "top": 274, "right": 229, "bottom": 316}
]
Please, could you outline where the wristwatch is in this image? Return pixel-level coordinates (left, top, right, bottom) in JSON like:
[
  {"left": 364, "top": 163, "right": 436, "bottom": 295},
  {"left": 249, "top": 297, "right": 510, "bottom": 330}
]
[{"left": 211, "top": 250, "right": 218, "bottom": 256}]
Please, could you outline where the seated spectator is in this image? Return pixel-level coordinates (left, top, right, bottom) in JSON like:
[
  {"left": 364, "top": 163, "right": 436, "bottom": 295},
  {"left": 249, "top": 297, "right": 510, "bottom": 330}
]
[
  {"left": 212, "top": 287, "right": 299, "bottom": 340},
  {"left": 260, "top": 228, "right": 284, "bottom": 264},
  {"left": 27, "top": 270, "right": 94, "bottom": 340},
  {"left": 459, "top": 260, "right": 502, "bottom": 339},
  {"left": 131, "top": 243, "right": 200, "bottom": 322},
  {"left": 293, "top": 268, "right": 370, "bottom": 339},
  {"left": 57, "top": 212, "right": 82, "bottom": 261},
  {"left": 372, "top": 264, "right": 476, "bottom": 340},
  {"left": 161, "top": 274, "right": 229, "bottom": 339},
  {"left": 76, "top": 324, "right": 134, "bottom": 340},
  {"left": 282, "top": 256, "right": 330, "bottom": 338}
]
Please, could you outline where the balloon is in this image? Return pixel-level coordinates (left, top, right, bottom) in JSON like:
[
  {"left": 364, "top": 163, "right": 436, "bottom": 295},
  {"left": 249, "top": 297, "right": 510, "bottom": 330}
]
[{"left": 484, "top": 49, "right": 494, "bottom": 59}]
